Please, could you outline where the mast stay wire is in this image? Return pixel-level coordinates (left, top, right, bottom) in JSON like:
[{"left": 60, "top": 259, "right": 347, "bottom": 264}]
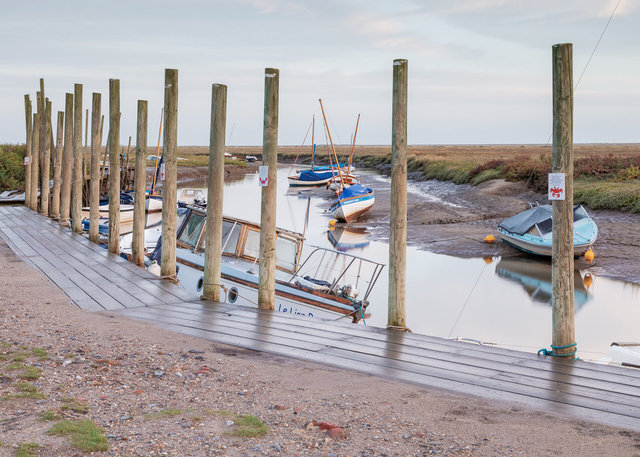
[{"left": 544, "top": 0, "right": 622, "bottom": 145}]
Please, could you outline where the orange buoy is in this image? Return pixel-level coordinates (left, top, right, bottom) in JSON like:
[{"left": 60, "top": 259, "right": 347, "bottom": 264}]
[
  {"left": 329, "top": 219, "right": 336, "bottom": 226},
  {"left": 584, "top": 248, "right": 595, "bottom": 263},
  {"left": 483, "top": 256, "right": 493, "bottom": 264},
  {"left": 583, "top": 273, "right": 594, "bottom": 289},
  {"left": 484, "top": 234, "right": 496, "bottom": 243}
]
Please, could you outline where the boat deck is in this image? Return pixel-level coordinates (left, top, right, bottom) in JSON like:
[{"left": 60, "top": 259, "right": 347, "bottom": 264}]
[{"left": 1, "top": 205, "right": 639, "bottom": 431}]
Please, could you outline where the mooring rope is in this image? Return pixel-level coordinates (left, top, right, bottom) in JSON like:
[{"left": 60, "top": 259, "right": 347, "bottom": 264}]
[{"left": 537, "top": 342, "right": 578, "bottom": 357}]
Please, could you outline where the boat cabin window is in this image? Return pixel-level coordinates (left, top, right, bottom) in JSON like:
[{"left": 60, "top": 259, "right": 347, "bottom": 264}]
[
  {"left": 222, "top": 220, "right": 241, "bottom": 255},
  {"left": 242, "top": 228, "right": 261, "bottom": 260},
  {"left": 178, "top": 212, "right": 206, "bottom": 247},
  {"left": 276, "top": 237, "right": 299, "bottom": 272},
  {"left": 574, "top": 206, "right": 588, "bottom": 222},
  {"left": 536, "top": 218, "right": 553, "bottom": 236}
]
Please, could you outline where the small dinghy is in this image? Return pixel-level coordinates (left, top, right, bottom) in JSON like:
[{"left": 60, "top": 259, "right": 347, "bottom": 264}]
[
  {"left": 497, "top": 204, "right": 598, "bottom": 257},
  {"left": 330, "top": 183, "right": 375, "bottom": 223}
]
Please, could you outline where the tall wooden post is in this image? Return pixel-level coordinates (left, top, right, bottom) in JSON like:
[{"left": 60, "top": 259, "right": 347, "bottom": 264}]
[
  {"left": 51, "top": 111, "right": 64, "bottom": 219},
  {"left": 31, "top": 112, "right": 40, "bottom": 211},
  {"left": 388, "top": 59, "right": 408, "bottom": 329},
  {"left": 24, "top": 95, "right": 32, "bottom": 209},
  {"left": 40, "top": 99, "right": 52, "bottom": 216},
  {"left": 551, "top": 43, "right": 575, "bottom": 358},
  {"left": 71, "top": 84, "right": 83, "bottom": 233},
  {"left": 161, "top": 69, "right": 178, "bottom": 278},
  {"left": 108, "top": 79, "right": 121, "bottom": 254},
  {"left": 38, "top": 81, "right": 48, "bottom": 215},
  {"left": 60, "top": 93, "right": 74, "bottom": 227},
  {"left": 258, "top": 68, "right": 279, "bottom": 310},
  {"left": 85, "top": 108, "right": 89, "bottom": 148},
  {"left": 89, "top": 93, "right": 102, "bottom": 243},
  {"left": 202, "top": 84, "right": 227, "bottom": 301},
  {"left": 132, "top": 100, "right": 148, "bottom": 266}
]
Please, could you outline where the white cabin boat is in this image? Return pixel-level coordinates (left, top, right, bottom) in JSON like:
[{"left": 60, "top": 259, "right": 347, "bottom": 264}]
[{"left": 150, "top": 205, "right": 384, "bottom": 322}]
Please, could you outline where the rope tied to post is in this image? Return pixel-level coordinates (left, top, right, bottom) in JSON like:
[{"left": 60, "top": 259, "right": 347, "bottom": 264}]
[{"left": 537, "top": 342, "right": 577, "bottom": 357}]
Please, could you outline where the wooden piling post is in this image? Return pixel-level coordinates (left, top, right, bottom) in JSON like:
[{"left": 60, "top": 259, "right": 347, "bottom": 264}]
[
  {"left": 132, "top": 100, "right": 148, "bottom": 266},
  {"left": 258, "top": 68, "right": 279, "bottom": 310},
  {"left": 89, "top": 93, "right": 102, "bottom": 243},
  {"left": 161, "top": 69, "right": 178, "bottom": 278},
  {"left": 31, "top": 112, "right": 40, "bottom": 211},
  {"left": 32, "top": 91, "right": 42, "bottom": 211},
  {"left": 60, "top": 93, "right": 74, "bottom": 227},
  {"left": 108, "top": 79, "right": 121, "bottom": 254},
  {"left": 551, "top": 43, "right": 575, "bottom": 358},
  {"left": 51, "top": 111, "right": 64, "bottom": 219},
  {"left": 24, "top": 95, "right": 32, "bottom": 209},
  {"left": 388, "top": 59, "right": 408, "bottom": 330},
  {"left": 85, "top": 108, "right": 88, "bottom": 148},
  {"left": 71, "top": 84, "right": 83, "bottom": 233},
  {"left": 41, "top": 99, "right": 52, "bottom": 216},
  {"left": 202, "top": 84, "right": 227, "bottom": 301},
  {"left": 39, "top": 84, "right": 50, "bottom": 215}
]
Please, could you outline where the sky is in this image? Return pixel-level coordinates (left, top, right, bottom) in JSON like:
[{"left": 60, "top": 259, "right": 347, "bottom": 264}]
[{"left": 1, "top": 0, "right": 639, "bottom": 146}]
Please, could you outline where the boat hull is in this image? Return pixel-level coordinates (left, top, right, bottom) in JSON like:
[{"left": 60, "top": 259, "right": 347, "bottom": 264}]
[
  {"left": 176, "top": 255, "right": 363, "bottom": 321},
  {"left": 330, "top": 192, "right": 375, "bottom": 223},
  {"left": 287, "top": 175, "right": 333, "bottom": 187},
  {"left": 498, "top": 228, "right": 595, "bottom": 257}
]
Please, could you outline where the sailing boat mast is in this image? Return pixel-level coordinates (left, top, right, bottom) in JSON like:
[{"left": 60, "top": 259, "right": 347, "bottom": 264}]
[
  {"left": 151, "top": 108, "right": 164, "bottom": 195},
  {"left": 347, "top": 114, "right": 360, "bottom": 173},
  {"left": 319, "top": 98, "right": 345, "bottom": 190},
  {"left": 311, "top": 115, "right": 315, "bottom": 171}
]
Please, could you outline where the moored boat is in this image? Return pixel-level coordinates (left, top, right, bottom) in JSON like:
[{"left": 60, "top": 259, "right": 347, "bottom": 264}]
[
  {"left": 330, "top": 183, "right": 375, "bottom": 223},
  {"left": 497, "top": 204, "right": 598, "bottom": 257},
  {"left": 149, "top": 205, "right": 384, "bottom": 322}
]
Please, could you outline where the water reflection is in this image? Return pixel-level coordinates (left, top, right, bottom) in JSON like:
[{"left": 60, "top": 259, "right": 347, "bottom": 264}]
[
  {"left": 495, "top": 257, "right": 592, "bottom": 311},
  {"left": 327, "top": 226, "right": 370, "bottom": 252}
]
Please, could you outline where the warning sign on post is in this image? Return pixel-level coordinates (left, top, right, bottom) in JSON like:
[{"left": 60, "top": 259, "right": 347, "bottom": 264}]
[
  {"left": 548, "top": 173, "right": 565, "bottom": 200},
  {"left": 258, "top": 166, "right": 268, "bottom": 187}
]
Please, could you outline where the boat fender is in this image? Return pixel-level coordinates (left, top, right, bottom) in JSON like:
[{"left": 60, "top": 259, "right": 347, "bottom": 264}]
[{"left": 584, "top": 248, "right": 595, "bottom": 263}]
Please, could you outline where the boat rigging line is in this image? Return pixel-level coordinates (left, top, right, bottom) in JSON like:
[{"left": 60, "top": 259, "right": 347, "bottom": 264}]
[{"left": 544, "top": 0, "right": 622, "bottom": 145}]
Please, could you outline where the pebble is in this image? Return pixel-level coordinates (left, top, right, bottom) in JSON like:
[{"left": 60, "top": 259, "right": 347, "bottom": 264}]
[{"left": 153, "top": 370, "right": 164, "bottom": 377}]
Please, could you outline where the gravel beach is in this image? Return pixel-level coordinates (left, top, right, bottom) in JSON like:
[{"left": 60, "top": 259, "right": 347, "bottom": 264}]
[{"left": 1, "top": 236, "right": 639, "bottom": 456}]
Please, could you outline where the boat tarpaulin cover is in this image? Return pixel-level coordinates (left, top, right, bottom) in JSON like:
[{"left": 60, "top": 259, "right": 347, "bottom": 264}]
[
  {"left": 333, "top": 183, "right": 372, "bottom": 206},
  {"left": 498, "top": 205, "right": 552, "bottom": 236}
]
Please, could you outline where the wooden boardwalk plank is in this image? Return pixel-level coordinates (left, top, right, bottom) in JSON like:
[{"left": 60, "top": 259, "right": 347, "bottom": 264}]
[
  {"left": 170, "top": 301, "right": 640, "bottom": 385},
  {"left": 120, "top": 303, "right": 640, "bottom": 409}
]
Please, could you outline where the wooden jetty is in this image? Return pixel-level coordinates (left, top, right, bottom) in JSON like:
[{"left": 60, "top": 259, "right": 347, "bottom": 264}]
[{"left": 1, "top": 205, "right": 639, "bottom": 432}]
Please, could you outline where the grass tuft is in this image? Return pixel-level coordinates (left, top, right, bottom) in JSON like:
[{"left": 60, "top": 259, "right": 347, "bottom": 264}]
[
  {"left": 60, "top": 397, "right": 89, "bottom": 414},
  {"left": 31, "top": 348, "right": 48, "bottom": 359},
  {"left": 39, "top": 410, "right": 62, "bottom": 422},
  {"left": 47, "top": 420, "right": 108, "bottom": 452},
  {"left": 15, "top": 381, "right": 37, "bottom": 392},
  {"left": 229, "top": 414, "right": 268, "bottom": 437},
  {"left": 15, "top": 442, "right": 40, "bottom": 457},
  {"left": 20, "top": 367, "right": 40, "bottom": 380},
  {"left": 144, "top": 408, "right": 192, "bottom": 420}
]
